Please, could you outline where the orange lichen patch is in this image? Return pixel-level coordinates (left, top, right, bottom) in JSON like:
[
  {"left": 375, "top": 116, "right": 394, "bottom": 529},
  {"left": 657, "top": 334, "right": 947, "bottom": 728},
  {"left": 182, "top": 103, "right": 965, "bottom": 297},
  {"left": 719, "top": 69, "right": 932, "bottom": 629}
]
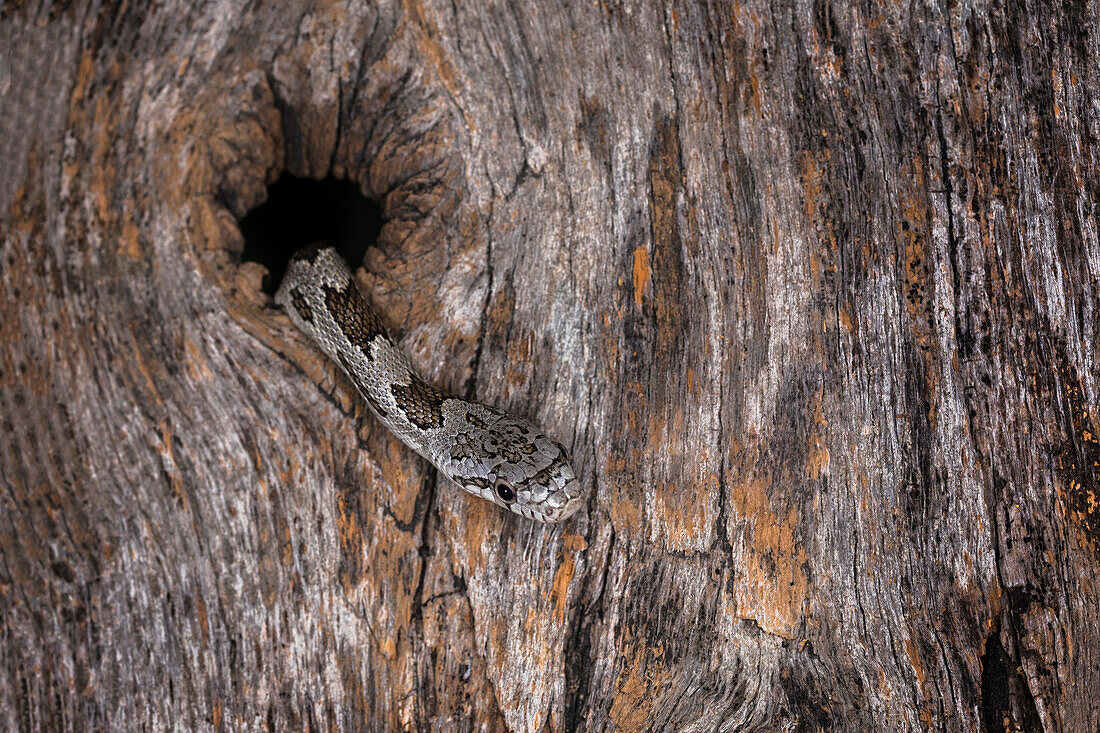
[
  {"left": 806, "top": 444, "right": 830, "bottom": 480},
  {"left": 904, "top": 636, "right": 933, "bottom": 727},
  {"left": 621, "top": 380, "right": 647, "bottom": 435},
  {"left": 645, "top": 404, "right": 681, "bottom": 456},
  {"left": 895, "top": 158, "right": 941, "bottom": 424},
  {"left": 800, "top": 151, "right": 824, "bottom": 220},
  {"left": 549, "top": 549, "right": 576, "bottom": 624},
  {"left": 748, "top": 69, "right": 763, "bottom": 115},
  {"left": 480, "top": 613, "right": 513, "bottom": 674},
  {"left": 608, "top": 452, "right": 644, "bottom": 534},
  {"left": 806, "top": 388, "right": 830, "bottom": 479},
  {"left": 1061, "top": 477, "right": 1100, "bottom": 555},
  {"left": 729, "top": 478, "right": 809, "bottom": 638},
  {"left": 61, "top": 49, "right": 154, "bottom": 263},
  {"left": 811, "top": 388, "right": 828, "bottom": 426},
  {"left": 8, "top": 186, "right": 34, "bottom": 233},
  {"left": 607, "top": 378, "right": 648, "bottom": 534},
  {"left": 839, "top": 306, "right": 853, "bottom": 332},
  {"left": 120, "top": 214, "right": 142, "bottom": 261},
  {"left": 632, "top": 244, "right": 651, "bottom": 307},
  {"left": 563, "top": 534, "right": 587, "bottom": 552},
  {"left": 8, "top": 143, "right": 46, "bottom": 235},
  {"left": 195, "top": 590, "right": 210, "bottom": 646},
  {"left": 646, "top": 116, "right": 688, "bottom": 357},
  {"left": 485, "top": 287, "right": 516, "bottom": 339},
  {"left": 522, "top": 606, "right": 542, "bottom": 638},
  {"left": 609, "top": 663, "right": 660, "bottom": 727},
  {"left": 459, "top": 499, "right": 492, "bottom": 573},
  {"left": 85, "top": 67, "right": 137, "bottom": 258},
  {"left": 653, "top": 474, "right": 718, "bottom": 552},
  {"left": 68, "top": 49, "right": 97, "bottom": 127},
  {"left": 281, "top": 522, "right": 294, "bottom": 569},
  {"left": 336, "top": 489, "right": 365, "bottom": 592},
  {"left": 182, "top": 335, "right": 213, "bottom": 383},
  {"left": 1052, "top": 362, "right": 1100, "bottom": 556},
  {"left": 876, "top": 666, "right": 893, "bottom": 697},
  {"left": 599, "top": 311, "right": 621, "bottom": 376},
  {"left": 607, "top": 459, "right": 647, "bottom": 537},
  {"left": 406, "top": 0, "right": 462, "bottom": 100},
  {"left": 378, "top": 636, "right": 398, "bottom": 661},
  {"left": 808, "top": 246, "right": 822, "bottom": 286},
  {"left": 504, "top": 331, "right": 534, "bottom": 388},
  {"left": 898, "top": 163, "right": 933, "bottom": 323},
  {"left": 608, "top": 632, "right": 671, "bottom": 730},
  {"left": 986, "top": 577, "right": 1003, "bottom": 626},
  {"left": 128, "top": 332, "right": 163, "bottom": 404},
  {"left": 902, "top": 236, "right": 931, "bottom": 335}
]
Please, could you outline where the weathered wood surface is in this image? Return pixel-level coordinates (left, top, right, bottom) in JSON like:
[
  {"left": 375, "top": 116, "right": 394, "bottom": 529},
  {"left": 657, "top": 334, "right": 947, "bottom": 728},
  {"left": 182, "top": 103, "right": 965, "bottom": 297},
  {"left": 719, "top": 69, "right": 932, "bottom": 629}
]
[{"left": 2, "top": 0, "right": 1099, "bottom": 730}]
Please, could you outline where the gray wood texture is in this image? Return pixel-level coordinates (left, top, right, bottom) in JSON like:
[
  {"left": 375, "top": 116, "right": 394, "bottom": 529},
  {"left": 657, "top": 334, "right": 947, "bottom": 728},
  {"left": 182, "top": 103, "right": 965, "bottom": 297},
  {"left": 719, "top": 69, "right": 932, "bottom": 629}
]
[{"left": 2, "top": 0, "right": 1099, "bottom": 730}]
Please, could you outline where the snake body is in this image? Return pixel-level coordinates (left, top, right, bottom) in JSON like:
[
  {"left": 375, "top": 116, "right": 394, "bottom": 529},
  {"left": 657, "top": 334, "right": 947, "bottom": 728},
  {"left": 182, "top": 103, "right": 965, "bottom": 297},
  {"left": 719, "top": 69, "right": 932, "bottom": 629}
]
[{"left": 275, "top": 245, "right": 583, "bottom": 523}]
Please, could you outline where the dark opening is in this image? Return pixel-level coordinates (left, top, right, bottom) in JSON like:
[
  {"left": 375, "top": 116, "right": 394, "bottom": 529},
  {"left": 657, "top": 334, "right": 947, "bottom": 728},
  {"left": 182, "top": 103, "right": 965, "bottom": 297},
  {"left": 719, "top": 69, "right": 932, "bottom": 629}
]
[
  {"left": 979, "top": 632, "right": 1042, "bottom": 731},
  {"left": 239, "top": 174, "right": 383, "bottom": 294}
]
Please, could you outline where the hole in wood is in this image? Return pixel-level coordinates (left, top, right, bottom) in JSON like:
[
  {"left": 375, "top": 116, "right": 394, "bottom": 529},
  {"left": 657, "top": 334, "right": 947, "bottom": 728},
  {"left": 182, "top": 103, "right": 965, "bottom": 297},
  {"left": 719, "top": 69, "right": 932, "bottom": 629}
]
[{"left": 239, "top": 174, "right": 383, "bottom": 295}]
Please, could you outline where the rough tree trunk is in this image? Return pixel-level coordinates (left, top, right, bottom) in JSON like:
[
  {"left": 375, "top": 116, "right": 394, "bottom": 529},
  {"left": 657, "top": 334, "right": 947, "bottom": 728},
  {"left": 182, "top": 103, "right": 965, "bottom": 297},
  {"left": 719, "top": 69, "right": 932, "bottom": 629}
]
[{"left": 2, "top": 0, "right": 1099, "bottom": 730}]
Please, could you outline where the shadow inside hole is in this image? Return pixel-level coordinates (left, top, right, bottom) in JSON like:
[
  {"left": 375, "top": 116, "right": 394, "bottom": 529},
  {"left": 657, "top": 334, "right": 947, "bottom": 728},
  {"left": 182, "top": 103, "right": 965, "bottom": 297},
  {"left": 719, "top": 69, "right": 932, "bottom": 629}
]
[{"left": 239, "top": 174, "right": 383, "bottom": 295}]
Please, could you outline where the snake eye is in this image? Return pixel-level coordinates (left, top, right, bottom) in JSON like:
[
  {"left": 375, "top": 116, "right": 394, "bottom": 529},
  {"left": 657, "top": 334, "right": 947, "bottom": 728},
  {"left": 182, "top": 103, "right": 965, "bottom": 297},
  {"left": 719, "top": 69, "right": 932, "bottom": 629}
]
[{"left": 495, "top": 482, "right": 516, "bottom": 503}]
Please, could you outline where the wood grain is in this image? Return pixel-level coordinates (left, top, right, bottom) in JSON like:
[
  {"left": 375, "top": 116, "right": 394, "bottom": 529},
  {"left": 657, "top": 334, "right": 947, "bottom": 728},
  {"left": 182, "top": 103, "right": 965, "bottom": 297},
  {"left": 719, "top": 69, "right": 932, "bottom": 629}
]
[{"left": 2, "top": 0, "right": 1098, "bottom": 730}]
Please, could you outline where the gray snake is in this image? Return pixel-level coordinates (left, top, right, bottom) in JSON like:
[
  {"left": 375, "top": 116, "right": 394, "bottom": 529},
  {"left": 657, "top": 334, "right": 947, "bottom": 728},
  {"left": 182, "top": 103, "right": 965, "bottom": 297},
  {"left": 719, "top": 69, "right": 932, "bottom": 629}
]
[{"left": 275, "top": 245, "right": 584, "bottom": 523}]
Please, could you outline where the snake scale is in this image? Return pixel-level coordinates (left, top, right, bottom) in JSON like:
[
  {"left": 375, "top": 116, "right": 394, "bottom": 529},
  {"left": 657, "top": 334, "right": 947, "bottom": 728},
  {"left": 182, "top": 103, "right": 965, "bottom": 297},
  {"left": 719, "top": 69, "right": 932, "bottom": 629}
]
[{"left": 275, "top": 244, "right": 584, "bottom": 523}]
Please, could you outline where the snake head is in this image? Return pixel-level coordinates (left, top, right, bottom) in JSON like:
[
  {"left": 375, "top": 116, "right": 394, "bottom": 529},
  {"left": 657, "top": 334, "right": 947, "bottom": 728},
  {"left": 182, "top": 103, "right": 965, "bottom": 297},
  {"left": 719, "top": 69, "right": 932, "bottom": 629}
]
[{"left": 440, "top": 407, "right": 585, "bottom": 523}]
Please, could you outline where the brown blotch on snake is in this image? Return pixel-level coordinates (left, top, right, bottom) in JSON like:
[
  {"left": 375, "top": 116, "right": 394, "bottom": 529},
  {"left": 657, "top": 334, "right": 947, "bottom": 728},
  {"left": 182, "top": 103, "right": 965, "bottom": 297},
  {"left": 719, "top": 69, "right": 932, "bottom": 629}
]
[
  {"left": 289, "top": 287, "right": 314, "bottom": 325},
  {"left": 323, "top": 281, "right": 387, "bottom": 360},
  {"left": 391, "top": 380, "right": 447, "bottom": 430}
]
